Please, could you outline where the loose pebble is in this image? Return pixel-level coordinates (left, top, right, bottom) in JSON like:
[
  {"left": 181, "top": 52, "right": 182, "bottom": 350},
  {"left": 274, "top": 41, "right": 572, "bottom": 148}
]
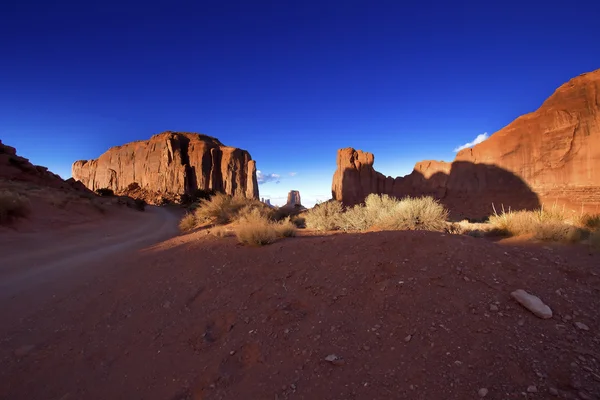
[{"left": 575, "top": 322, "right": 590, "bottom": 331}]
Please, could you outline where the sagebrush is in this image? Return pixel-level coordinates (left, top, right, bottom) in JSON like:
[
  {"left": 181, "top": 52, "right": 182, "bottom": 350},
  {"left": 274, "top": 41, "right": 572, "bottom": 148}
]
[
  {"left": 193, "top": 193, "right": 268, "bottom": 225},
  {"left": 304, "top": 194, "right": 448, "bottom": 232},
  {"left": 489, "top": 204, "right": 596, "bottom": 243},
  {"left": 235, "top": 209, "right": 296, "bottom": 246},
  {"left": 179, "top": 213, "right": 197, "bottom": 232}
]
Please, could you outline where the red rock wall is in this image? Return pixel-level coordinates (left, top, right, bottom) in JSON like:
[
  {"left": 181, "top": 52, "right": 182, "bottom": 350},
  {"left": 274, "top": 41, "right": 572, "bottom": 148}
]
[
  {"left": 332, "top": 69, "right": 600, "bottom": 218},
  {"left": 72, "top": 132, "right": 259, "bottom": 201}
]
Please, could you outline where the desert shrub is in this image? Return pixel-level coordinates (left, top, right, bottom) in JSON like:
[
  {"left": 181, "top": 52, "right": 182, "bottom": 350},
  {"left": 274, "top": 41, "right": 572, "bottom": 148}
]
[
  {"left": 179, "top": 213, "right": 197, "bottom": 232},
  {"left": 276, "top": 218, "right": 298, "bottom": 237},
  {"left": 488, "top": 207, "right": 535, "bottom": 236},
  {"left": 193, "top": 193, "right": 271, "bottom": 225},
  {"left": 304, "top": 195, "right": 449, "bottom": 232},
  {"left": 95, "top": 188, "right": 114, "bottom": 197},
  {"left": 290, "top": 215, "right": 306, "bottom": 228},
  {"left": 489, "top": 204, "right": 594, "bottom": 243},
  {"left": 233, "top": 209, "right": 296, "bottom": 246},
  {"left": 235, "top": 210, "right": 279, "bottom": 246},
  {"left": 304, "top": 200, "right": 343, "bottom": 231},
  {"left": 377, "top": 196, "right": 449, "bottom": 231},
  {"left": 582, "top": 214, "right": 600, "bottom": 230},
  {"left": 0, "top": 190, "right": 31, "bottom": 223}
]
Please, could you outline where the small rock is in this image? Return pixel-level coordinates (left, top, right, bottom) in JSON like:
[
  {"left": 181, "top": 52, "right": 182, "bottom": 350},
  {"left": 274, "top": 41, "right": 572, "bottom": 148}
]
[
  {"left": 489, "top": 304, "right": 499, "bottom": 312},
  {"left": 578, "top": 391, "right": 592, "bottom": 400},
  {"left": 549, "top": 387, "right": 559, "bottom": 396},
  {"left": 575, "top": 322, "right": 590, "bottom": 331},
  {"left": 511, "top": 289, "right": 553, "bottom": 319},
  {"left": 518, "top": 319, "right": 525, "bottom": 326},
  {"left": 324, "top": 354, "right": 345, "bottom": 365},
  {"left": 404, "top": 335, "right": 412, "bottom": 342},
  {"left": 229, "top": 350, "right": 235, "bottom": 355},
  {"left": 162, "top": 301, "right": 171, "bottom": 309},
  {"left": 527, "top": 385, "right": 538, "bottom": 393},
  {"left": 478, "top": 388, "right": 488, "bottom": 397}
]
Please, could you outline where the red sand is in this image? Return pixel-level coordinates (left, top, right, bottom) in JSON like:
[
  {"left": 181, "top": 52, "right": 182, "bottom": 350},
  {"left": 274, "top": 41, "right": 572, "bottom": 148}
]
[{"left": 1, "top": 225, "right": 599, "bottom": 399}]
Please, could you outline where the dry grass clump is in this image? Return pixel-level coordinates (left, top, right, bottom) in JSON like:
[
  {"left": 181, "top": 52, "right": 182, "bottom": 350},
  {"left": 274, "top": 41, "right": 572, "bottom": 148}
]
[
  {"left": 304, "top": 200, "right": 344, "bottom": 231},
  {"left": 305, "top": 194, "right": 448, "bottom": 232},
  {"left": 182, "top": 193, "right": 271, "bottom": 229},
  {"left": 194, "top": 193, "right": 254, "bottom": 224},
  {"left": 179, "top": 213, "right": 197, "bottom": 232},
  {"left": 375, "top": 196, "right": 449, "bottom": 231},
  {"left": 235, "top": 210, "right": 296, "bottom": 246},
  {"left": 276, "top": 218, "right": 298, "bottom": 237},
  {"left": 489, "top": 204, "right": 596, "bottom": 243},
  {"left": 0, "top": 190, "right": 31, "bottom": 224},
  {"left": 582, "top": 214, "right": 600, "bottom": 230}
]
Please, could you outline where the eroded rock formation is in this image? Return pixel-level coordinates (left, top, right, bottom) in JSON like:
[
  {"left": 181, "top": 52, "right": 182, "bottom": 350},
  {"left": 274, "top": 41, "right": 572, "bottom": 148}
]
[
  {"left": 1, "top": 140, "right": 90, "bottom": 193},
  {"left": 72, "top": 132, "right": 259, "bottom": 203},
  {"left": 332, "top": 69, "right": 600, "bottom": 218},
  {"left": 286, "top": 190, "right": 302, "bottom": 206}
]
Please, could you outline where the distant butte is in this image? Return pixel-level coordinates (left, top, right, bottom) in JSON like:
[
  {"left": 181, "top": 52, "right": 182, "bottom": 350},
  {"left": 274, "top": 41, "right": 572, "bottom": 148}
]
[
  {"left": 72, "top": 131, "right": 259, "bottom": 204},
  {"left": 332, "top": 69, "right": 600, "bottom": 219}
]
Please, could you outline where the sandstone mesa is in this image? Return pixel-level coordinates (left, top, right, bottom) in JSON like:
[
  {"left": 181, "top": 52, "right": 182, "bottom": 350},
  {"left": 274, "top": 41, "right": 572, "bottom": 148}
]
[{"left": 72, "top": 131, "right": 259, "bottom": 204}]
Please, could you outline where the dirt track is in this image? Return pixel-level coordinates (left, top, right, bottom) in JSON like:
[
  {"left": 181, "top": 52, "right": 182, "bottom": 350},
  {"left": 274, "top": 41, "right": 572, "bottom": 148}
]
[
  {"left": 0, "top": 206, "right": 179, "bottom": 321},
  {"left": 1, "top": 226, "right": 599, "bottom": 400}
]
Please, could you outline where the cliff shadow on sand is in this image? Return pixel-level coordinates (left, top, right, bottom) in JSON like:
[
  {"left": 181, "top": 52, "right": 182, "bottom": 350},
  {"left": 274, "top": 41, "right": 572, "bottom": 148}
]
[{"left": 337, "top": 159, "right": 541, "bottom": 221}]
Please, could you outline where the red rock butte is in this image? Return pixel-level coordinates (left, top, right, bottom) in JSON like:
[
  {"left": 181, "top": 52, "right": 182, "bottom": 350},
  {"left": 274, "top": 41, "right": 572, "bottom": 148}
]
[
  {"left": 333, "top": 69, "right": 600, "bottom": 218},
  {"left": 72, "top": 131, "right": 259, "bottom": 202}
]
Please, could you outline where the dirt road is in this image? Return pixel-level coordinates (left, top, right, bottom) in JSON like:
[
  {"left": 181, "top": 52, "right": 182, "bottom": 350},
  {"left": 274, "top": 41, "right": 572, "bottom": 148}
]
[{"left": 0, "top": 206, "right": 180, "bottom": 320}]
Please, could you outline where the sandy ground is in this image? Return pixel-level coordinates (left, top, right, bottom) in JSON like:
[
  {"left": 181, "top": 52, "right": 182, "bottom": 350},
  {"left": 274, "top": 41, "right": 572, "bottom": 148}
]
[
  {"left": 1, "top": 223, "right": 599, "bottom": 400},
  {"left": 0, "top": 206, "right": 180, "bottom": 325}
]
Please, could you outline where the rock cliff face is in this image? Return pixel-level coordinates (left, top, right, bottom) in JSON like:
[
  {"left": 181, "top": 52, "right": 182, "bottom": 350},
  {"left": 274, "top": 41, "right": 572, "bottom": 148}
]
[
  {"left": 332, "top": 69, "right": 600, "bottom": 218},
  {"left": 286, "top": 190, "right": 302, "bottom": 206},
  {"left": 72, "top": 132, "right": 259, "bottom": 203}
]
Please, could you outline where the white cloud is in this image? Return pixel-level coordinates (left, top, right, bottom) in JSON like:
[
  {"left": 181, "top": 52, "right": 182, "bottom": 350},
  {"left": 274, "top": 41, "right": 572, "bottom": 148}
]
[
  {"left": 454, "top": 132, "right": 489, "bottom": 152},
  {"left": 257, "top": 170, "right": 281, "bottom": 184},
  {"left": 289, "top": 172, "right": 297, "bottom": 177}
]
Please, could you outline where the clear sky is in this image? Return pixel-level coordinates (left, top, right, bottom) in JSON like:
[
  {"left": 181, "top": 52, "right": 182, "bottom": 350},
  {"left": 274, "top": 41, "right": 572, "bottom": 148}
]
[{"left": 2, "top": 0, "right": 599, "bottom": 207}]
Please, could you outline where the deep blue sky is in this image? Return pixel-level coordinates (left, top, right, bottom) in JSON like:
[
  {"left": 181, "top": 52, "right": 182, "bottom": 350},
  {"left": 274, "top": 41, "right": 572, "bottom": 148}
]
[{"left": 2, "top": 0, "right": 599, "bottom": 206}]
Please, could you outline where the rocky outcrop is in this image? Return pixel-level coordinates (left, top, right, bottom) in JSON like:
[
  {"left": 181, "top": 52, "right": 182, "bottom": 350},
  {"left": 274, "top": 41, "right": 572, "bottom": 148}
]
[
  {"left": 0, "top": 140, "right": 90, "bottom": 193},
  {"left": 72, "top": 132, "right": 259, "bottom": 203},
  {"left": 332, "top": 69, "right": 600, "bottom": 218},
  {"left": 286, "top": 190, "right": 302, "bottom": 206}
]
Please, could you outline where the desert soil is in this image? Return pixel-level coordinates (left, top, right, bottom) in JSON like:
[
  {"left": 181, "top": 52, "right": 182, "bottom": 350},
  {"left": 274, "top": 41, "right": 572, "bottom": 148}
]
[{"left": 1, "top": 224, "right": 600, "bottom": 400}]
